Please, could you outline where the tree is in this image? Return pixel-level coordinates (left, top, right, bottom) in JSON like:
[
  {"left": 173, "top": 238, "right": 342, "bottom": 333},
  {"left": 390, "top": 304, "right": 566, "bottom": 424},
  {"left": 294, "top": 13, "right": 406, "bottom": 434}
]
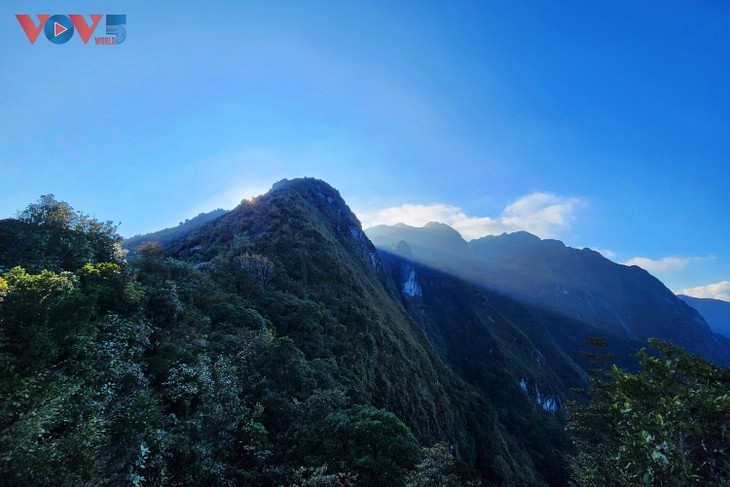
[
  {"left": 288, "top": 465, "right": 358, "bottom": 487},
  {"left": 239, "top": 252, "right": 276, "bottom": 288},
  {"left": 136, "top": 241, "right": 165, "bottom": 260},
  {"left": 568, "top": 339, "right": 730, "bottom": 486},
  {"left": 0, "top": 267, "right": 87, "bottom": 372},
  {"left": 3, "top": 194, "right": 124, "bottom": 272},
  {"left": 18, "top": 194, "right": 77, "bottom": 228},
  {"left": 320, "top": 405, "right": 421, "bottom": 486},
  {"left": 406, "top": 442, "right": 477, "bottom": 487}
]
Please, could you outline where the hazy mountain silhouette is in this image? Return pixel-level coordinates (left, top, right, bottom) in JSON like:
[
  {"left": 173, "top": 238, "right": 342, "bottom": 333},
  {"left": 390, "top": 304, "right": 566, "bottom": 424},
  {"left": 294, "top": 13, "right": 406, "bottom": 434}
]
[
  {"left": 679, "top": 295, "right": 730, "bottom": 338},
  {"left": 366, "top": 222, "right": 472, "bottom": 275},
  {"left": 367, "top": 224, "right": 730, "bottom": 365}
]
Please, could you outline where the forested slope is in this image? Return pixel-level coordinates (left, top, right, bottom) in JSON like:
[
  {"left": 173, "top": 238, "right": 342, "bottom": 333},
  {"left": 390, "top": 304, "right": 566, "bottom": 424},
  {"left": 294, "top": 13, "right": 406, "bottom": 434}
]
[{"left": 0, "top": 182, "right": 557, "bottom": 485}]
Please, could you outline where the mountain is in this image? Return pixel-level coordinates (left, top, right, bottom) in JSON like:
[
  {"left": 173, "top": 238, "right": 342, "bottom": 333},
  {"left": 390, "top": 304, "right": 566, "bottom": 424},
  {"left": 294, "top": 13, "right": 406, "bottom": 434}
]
[
  {"left": 122, "top": 208, "right": 228, "bottom": 256},
  {"left": 366, "top": 222, "right": 472, "bottom": 275},
  {"left": 679, "top": 295, "right": 730, "bottom": 337},
  {"left": 469, "top": 232, "right": 730, "bottom": 364},
  {"left": 367, "top": 225, "right": 730, "bottom": 366},
  {"left": 164, "top": 178, "right": 557, "bottom": 484},
  {"left": 379, "top": 246, "right": 586, "bottom": 485}
]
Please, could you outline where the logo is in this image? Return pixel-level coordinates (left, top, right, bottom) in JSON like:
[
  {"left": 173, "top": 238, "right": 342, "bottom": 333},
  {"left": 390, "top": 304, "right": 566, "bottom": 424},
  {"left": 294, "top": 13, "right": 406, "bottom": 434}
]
[{"left": 16, "top": 14, "right": 126, "bottom": 45}]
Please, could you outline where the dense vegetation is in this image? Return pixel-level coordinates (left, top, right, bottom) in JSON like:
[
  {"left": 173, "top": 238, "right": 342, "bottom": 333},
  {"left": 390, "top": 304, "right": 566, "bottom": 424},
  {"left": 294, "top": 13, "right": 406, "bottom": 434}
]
[
  {"left": 0, "top": 188, "right": 527, "bottom": 485},
  {"left": 569, "top": 339, "right": 730, "bottom": 486}
]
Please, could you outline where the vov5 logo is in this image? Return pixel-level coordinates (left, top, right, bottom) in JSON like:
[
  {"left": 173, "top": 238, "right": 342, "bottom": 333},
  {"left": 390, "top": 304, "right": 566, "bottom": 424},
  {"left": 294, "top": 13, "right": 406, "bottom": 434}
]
[{"left": 16, "top": 14, "right": 127, "bottom": 45}]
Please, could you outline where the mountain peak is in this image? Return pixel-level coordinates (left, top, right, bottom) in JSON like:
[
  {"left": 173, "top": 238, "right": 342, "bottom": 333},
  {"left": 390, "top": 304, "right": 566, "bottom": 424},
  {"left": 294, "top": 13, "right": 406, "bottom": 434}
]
[
  {"left": 271, "top": 176, "right": 329, "bottom": 191},
  {"left": 269, "top": 177, "right": 343, "bottom": 202},
  {"left": 365, "top": 221, "right": 471, "bottom": 275},
  {"left": 423, "top": 221, "right": 456, "bottom": 231}
]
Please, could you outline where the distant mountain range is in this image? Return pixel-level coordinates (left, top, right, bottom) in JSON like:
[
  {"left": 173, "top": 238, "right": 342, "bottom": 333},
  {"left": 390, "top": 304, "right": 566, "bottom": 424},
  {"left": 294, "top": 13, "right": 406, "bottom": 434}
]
[
  {"left": 366, "top": 223, "right": 730, "bottom": 366},
  {"left": 678, "top": 295, "right": 730, "bottom": 338}
]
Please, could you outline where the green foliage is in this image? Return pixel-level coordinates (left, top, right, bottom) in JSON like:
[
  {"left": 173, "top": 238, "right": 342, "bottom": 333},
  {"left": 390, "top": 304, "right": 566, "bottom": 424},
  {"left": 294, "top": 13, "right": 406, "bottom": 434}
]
[
  {"left": 0, "top": 267, "right": 88, "bottom": 373},
  {"left": 78, "top": 262, "right": 140, "bottom": 316},
  {"left": 161, "top": 356, "right": 270, "bottom": 484},
  {"left": 288, "top": 465, "right": 358, "bottom": 486},
  {"left": 0, "top": 276, "right": 8, "bottom": 300},
  {"left": 239, "top": 252, "right": 276, "bottom": 289},
  {"left": 568, "top": 339, "right": 730, "bottom": 486},
  {"left": 0, "top": 311, "right": 166, "bottom": 486},
  {"left": 0, "top": 194, "right": 124, "bottom": 273},
  {"left": 406, "top": 442, "right": 477, "bottom": 487},
  {"left": 317, "top": 404, "right": 421, "bottom": 486}
]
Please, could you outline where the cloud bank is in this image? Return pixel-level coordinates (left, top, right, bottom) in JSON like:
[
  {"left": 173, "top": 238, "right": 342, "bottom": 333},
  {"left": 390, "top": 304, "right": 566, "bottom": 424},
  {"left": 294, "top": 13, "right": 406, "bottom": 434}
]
[
  {"left": 358, "top": 192, "right": 583, "bottom": 240},
  {"left": 676, "top": 281, "right": 730, "bottom": 302}
]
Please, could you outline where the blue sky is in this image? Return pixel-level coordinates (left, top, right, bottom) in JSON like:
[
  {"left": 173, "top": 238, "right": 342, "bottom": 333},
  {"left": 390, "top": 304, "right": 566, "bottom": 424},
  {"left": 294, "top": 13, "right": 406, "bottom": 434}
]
[{"left": 1, "top": 1, "right": 728, "bottom": 297}]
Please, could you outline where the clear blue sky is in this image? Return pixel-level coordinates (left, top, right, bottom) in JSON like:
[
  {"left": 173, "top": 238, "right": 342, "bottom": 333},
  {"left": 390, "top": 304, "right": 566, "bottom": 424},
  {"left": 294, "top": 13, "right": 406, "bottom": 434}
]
[{"left": 1, "top": 1, "right": 728, "bottom": 297}]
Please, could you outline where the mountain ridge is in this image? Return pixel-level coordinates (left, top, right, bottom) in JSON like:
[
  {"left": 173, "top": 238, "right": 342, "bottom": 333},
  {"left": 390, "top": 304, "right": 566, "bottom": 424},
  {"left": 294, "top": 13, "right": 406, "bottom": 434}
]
[{"left": 366, "top": 222, "right": 730, "bottom": 365}]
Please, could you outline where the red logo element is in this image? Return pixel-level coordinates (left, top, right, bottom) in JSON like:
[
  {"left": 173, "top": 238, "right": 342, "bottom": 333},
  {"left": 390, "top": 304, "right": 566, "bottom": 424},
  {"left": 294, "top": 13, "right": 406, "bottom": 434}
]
[
  {"left": 15, "top": 14, "right": 49, "bottom": 44},
  {"left": 68, "top": 15, "right": 103, "bottom": 44},
  {"left": 16, "top": 14, "right": 104, "bottom": 44}
]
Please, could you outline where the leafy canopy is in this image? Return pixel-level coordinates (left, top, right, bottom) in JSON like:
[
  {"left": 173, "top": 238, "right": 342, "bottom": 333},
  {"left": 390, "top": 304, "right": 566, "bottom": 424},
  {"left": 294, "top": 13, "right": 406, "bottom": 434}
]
[
  {"left": 568, "top": 338, "right": 730, "bottom": 486},
  {"left": 0, "top": 194, "right": 123, "bottom": 273}
]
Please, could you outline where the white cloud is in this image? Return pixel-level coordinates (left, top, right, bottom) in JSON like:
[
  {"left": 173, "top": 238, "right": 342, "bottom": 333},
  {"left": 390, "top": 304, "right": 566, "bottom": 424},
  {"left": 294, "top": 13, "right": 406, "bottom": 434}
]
[
  {"left": 623, "top": 255, "right": 711, "bottom": 273},
  {"left": 591, "top": 248, "right": 617, "bottom": 259},
  {"left": 676, "top": 281, "right": 730, "bottom": 302},
  {"left": 357, "top": 192, "right": 584, "bottom": 240},
  {"left": 499, "top": 192, "right": 584, "bottom": 238}
]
